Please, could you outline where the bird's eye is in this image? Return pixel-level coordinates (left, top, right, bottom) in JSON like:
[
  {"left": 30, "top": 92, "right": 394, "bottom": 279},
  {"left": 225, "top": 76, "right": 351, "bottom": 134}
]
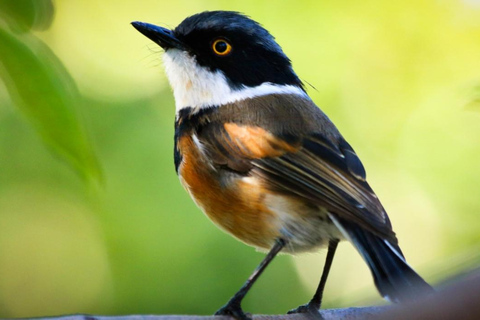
[{"left": 212, "top": 39, "right": 232, "bottom": 56}]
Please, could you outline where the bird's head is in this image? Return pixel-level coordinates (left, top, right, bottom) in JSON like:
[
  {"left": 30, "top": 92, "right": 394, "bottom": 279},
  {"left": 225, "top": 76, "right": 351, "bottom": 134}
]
[{"left": 132, "top": 11, "right": 306, "bottom": 111}]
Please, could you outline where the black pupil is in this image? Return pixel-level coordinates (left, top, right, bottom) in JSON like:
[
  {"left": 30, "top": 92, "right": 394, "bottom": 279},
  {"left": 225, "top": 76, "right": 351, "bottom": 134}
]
[{"left": 215, "top": 41, "right": 227, "bottom": 53}]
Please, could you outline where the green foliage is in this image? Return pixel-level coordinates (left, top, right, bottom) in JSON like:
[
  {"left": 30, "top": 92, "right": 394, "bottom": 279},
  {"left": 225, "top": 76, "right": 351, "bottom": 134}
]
[
  {"left": 0, "top": 0, "right": 54, "bottom": 32},
  {"left": 0, "top": 0, "right": 100, "bottom": 182},
  {"left": 0, "top": 0, "right": 480, "bottom": 318}
]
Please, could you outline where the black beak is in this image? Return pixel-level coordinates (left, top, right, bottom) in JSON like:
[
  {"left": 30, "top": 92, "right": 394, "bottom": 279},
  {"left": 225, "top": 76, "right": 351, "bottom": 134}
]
[{"left": 131, "top": 21, "right": 185, "bottom": 50}]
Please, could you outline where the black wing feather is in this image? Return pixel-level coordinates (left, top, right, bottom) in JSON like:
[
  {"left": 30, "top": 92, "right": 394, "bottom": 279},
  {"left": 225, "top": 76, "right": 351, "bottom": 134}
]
[
  {"left": 254, "top": 133, "right": 395, "bottom": 240},
  {"left": 339, "top": 139, "right": 366, "bottom": 181}
]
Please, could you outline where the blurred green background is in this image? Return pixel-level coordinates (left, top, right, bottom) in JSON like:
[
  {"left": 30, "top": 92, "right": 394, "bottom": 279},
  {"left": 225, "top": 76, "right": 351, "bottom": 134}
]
[{"left": 1, "top": 0, "right": 480, "bottom": 317}]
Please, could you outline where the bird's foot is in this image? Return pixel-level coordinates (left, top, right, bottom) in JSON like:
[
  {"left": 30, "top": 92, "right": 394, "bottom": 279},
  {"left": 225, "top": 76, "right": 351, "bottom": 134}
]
[
  {"left": 287, "top": 302, "right": 323, "bottom": 319},
  {"left": 215, "top": 301, "right": 252, "bottom": 320}
]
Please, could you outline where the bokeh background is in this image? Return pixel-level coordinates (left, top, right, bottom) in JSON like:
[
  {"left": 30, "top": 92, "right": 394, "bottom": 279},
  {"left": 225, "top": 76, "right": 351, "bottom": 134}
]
[{"left": 1, "top": 0, "right": 480, "bottom": 317}]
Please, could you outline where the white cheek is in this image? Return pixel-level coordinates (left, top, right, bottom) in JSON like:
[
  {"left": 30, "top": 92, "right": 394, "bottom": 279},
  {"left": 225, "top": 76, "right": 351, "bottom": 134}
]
[
  {"left": 163, "top": 49, "right": 232, "bottom": 112},
  {"left": 162, "top": 49, "right": 309, "bottom": 112}
]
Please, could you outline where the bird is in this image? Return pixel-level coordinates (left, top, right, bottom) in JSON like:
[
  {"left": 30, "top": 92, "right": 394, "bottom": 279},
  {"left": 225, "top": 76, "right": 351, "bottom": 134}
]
[{"left": 131, "top": 10, "right": 434, "bottom": 319}]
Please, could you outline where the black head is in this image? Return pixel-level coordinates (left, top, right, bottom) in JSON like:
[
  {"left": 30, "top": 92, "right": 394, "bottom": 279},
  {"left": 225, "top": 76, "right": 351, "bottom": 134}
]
[{"left": 132, "top": 11, "right": 303, "bottom": 90}]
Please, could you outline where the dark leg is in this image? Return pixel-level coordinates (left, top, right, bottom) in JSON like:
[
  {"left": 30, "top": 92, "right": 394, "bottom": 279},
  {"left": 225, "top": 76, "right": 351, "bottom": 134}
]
[
  {"left": 288, "top": 239, "right": 339, "bottom": 315},
  {"left": 215, "top": 238, "right": 287, "bottom": 320}
]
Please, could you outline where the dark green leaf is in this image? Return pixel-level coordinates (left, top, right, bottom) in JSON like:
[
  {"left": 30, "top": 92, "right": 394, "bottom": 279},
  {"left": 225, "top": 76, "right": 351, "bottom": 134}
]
[{"left": 0, "top": 0, "right": 54, "bottom": 32}]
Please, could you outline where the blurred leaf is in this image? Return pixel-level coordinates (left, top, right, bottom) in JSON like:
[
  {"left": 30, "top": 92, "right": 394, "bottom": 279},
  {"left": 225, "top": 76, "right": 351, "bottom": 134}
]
[
  {"left": 0, "top": 26, "right": 101, "bottom": 182},
  {"left": 0, "top": 0, "right": 54, "bottom": 32},
  {"left": 466, "top": 99, "right": 480, "bottom": 112},
  {"left": 465, "top": 86, "right": 480, "bottom": 112}
]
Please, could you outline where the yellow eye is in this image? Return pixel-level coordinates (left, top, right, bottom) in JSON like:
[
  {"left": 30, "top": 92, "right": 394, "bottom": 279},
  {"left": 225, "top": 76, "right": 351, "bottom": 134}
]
[{"left": 212, "top": 39, "right": 232, "bottom": 56}]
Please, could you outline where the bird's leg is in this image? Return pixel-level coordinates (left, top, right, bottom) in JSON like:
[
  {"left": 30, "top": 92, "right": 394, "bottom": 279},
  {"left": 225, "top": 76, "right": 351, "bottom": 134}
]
[
  {"left": 215, "top": 238, "right": 287, "bottom": 320},
  {"left": 288, "top": 239, "right": 339, "bottom": 315}
]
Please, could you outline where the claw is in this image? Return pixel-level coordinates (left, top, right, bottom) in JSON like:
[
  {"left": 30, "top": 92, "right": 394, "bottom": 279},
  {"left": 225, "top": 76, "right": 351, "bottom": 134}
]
[
  {"left": 215, "top": 302, "right": 252, "bottom": 320},
  {"left": 287, "top": 303, "right": 323, "bottom": 319}
]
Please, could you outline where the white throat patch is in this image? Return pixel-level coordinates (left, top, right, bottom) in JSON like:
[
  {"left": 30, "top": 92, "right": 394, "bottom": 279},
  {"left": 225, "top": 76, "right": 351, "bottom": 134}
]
[{"left": 162, "top": 49, "right": 308, "bottom": 111}]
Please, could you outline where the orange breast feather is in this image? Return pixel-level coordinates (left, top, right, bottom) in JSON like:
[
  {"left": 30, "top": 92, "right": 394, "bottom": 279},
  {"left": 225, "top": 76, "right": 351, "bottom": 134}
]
[{"left": 177, "top": 124, "right": 300, "bottom": 249}]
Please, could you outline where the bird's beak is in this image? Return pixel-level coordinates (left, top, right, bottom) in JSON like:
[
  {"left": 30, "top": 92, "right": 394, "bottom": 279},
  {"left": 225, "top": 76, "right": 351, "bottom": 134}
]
[{"left": 131, "top": 21, "right": 185, "bottom": 50}]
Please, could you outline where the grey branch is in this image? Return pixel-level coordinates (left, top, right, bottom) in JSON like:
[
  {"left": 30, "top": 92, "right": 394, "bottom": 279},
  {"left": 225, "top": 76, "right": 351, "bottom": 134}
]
[
  {"left": 21, "top": 308, "right": 386, "bottom": 320},
  {"left": 20, "top": 268, "right": 480, "bottom": 320}
]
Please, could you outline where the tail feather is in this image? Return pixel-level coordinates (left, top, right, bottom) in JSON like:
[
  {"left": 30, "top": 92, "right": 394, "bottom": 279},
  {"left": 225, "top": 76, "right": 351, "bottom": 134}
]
[{"left": 330, "top": 215, "right": 434, "bottom": 302}]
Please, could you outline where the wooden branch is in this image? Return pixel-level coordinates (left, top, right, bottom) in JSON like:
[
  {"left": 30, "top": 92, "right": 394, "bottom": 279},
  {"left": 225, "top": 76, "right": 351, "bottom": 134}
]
[{"left": 20, "top": 268, "right": 480, "bottom": 320}]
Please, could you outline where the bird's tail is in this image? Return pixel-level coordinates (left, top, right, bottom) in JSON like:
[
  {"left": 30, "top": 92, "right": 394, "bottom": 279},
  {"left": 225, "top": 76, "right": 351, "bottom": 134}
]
[{"left": 330, "top": 216, "right": 434, "bottom": 303}]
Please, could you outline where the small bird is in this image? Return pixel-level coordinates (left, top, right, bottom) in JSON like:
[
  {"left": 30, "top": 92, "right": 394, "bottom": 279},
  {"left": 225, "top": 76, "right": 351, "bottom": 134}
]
[{"left": 132, "top": 11, "right": 434, "bottom": 319}]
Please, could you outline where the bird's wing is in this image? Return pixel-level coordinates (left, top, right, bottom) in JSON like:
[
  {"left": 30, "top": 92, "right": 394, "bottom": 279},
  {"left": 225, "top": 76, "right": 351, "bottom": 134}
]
[
  {"left": 196, "top": 117, "right": 396, "bottom": 242},
  {"left": 256, "top": 133, "right": 395, "bottom": 239}
]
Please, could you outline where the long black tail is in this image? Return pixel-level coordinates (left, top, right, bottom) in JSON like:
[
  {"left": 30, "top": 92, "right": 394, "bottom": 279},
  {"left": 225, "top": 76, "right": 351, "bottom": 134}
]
[{"left": 331, "top": 216, "right": 434, "bottom": 303}]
